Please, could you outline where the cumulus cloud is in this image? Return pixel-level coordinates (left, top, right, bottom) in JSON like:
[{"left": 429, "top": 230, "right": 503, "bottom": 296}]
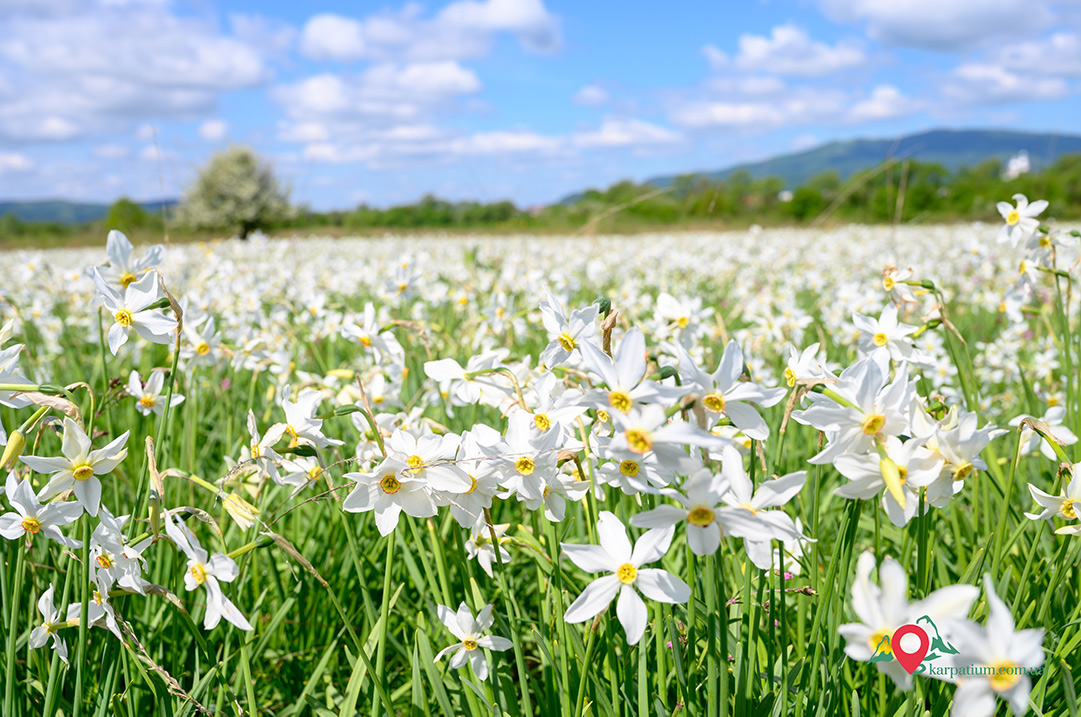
[
  {"left": 0, "top": 152, "right": 33, "bottom": 173},
  {"left": 0, "top": 1, "right": 272, "bottom": 142},
  {"left": 997, "top": 32, "right": 1081, "bottom": 76},
  {"left": 849, "top": 85, "right": 916, "bottom": 121},
  {"left": 573, "top": 85, "right": 610, "bottom": 107},
  {"left": 942, "top": 63, "right": 1069, "bottom": 104},
  {"left": 572, "top": 119, "right": 681, "bottom": 148},
  {"left": 818, "top": 0, "right": 1053, "bottom": 51},
  {"left": 299, "top": 0, "right": 560, "bottom": 62},
  {"left": 729, "top": 25, "right": 865, "bottom": 76},
  {"left": 199, "top": 119, "right": 229, "bottom": 141}
]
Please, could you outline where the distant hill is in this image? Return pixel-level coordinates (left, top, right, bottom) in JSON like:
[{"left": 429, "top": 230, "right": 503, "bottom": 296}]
[
  {"left": 646, "top": 129, "right": 1081, "bottom": 191},
  {"left": 0, "top": 199, "right": 176, "bottom": 225}
]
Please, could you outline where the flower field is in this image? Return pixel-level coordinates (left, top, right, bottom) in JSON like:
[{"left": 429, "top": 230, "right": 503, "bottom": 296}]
[{"left": 2, "top": 203, "right": 1081, "bottom": 716}]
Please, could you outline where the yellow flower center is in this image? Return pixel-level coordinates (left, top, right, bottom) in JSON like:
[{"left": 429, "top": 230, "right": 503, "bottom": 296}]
[
  {"left": 462, "top": 638, "right": 478, "bottom": 651},
  {"left": 189, "top": 564, "right": 207, "bottom": 586},
  {"left": 1062, "top": 500, "right": 1076, "bottom": 519},
  {"left": 465, "top": 475, "right": 478, "bottom": 494},
  {"left": 93, "top": 590, "right": 104, "bottom": 606},
  {"left": 883, "top": 276, "right": 895, "bottom": 291},
  {"left": 308, "top": 465, "right": 323, "bottom": 481},
  {"left": 515, "top": 456, "right": 535, "bottom": 475},
  {"left": 407, "top": 455, "right": 424, "bottom": 473},
  {"left": 619, "top": 460, "right": 640, "bottom": 477},
  {"left": 702, "top": 393, "right": 726, "bottom": 413},
  {"left": 608, "top": 391, "right": 632, "bottom": 413},
  {"left": 120, "top": 272, "right": 138, "bottom": 288},
  {"left": 73, "top": 464, "right": 94, "bottom": 482},
  {"left": 251, "top": 443, "right": 261, "bottom": 459},
  {"left": 1006, "top": 210, "right": 1020, "bottom": 226},
  {"left": 195, "top": 342, "right": 210, "bottom": 356},
  {"left": 625, "top": 429, "right": 652, "bottom": 454},
  {"left": 861, "top": 414, "right": 886, "bottom": 436},
  {"left": 687, "top": 506, "right": 715, "bottom": 526},
  {"left": 616, "top": 563, "right": 637, "bottom": 585},
  {"left": 988, "top": 660, "right": 1023, "bottom": 692},
  {"left": 534, "top": 413, "right": 551, "bottom": 431},
  {"left": 596, "top": 409, "right": 610, "bottom": 423},
  {"left": 114, "top": 309, "right": 133, "bottom": 327},
  {"left": 358, "top": 335, "right": 372, "bottom": 348},
  {"left": 869, "top": 629, "right": 893, "bottom": 656},
  {"left": 952, "top": 461, "right": 974, "bottom": 481},
  {"left": 96, "top": 554, "right": 114, "bottom": 569},
  {"left": 784, "top": 367, "right": 796, "bottom": 387},
  {"left": 20, "top": 517, "right": 41, "bottom": 534},
  {"left": 1039, "top": 236, "right": 1051, "bottom": 248},
  {"left": 676, "top": 316, "right": 689, "bottom": 329},
  {"left": 872, "top": 332, "right": 888, "bottom": 347},
  {"left": 379, "top": 474, "right": 402, "bottom": 494},
  {"left": 139, "top": 395, "right": 156, "bottom": 409},
  {"left": 558, "top": 333, "right": 576, "bottom": 352}
]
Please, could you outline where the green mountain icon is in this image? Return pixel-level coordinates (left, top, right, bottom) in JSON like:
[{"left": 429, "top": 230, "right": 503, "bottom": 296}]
[
  {"left": 916, "top": 615, "right": 959, "bottom": 656},
  {"left": 869, "top": 634, "right": 893, "bottom": 663}
]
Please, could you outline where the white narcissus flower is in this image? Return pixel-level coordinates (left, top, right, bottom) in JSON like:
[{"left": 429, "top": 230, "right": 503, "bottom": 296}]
[
  {"left": 247, "top": 410, "right": 286, "bottom": 483},
  {"left": 90, "top": 268, "right": 177, "bottom": 355},
  {"left": 127, "top": 370, "right": 185, "bottom": 417},
  {"left": 1008, "top": 406, "right": 1077, "bottom": 461},
  {"left": 1025, "top": 467, "right": 1081, "bottom": 533},
  {"left": 997, "top": 194, "right": 1047, "bottom": 246},
  {"left": 20, "top": 417, "right": 129, "bottom": 517},
  {"left": 677, "top": 341, "right": 786, "bottom": 441},
  {"left": 539, "top": 289, "right": 599, "bottom": 369},
  {"left": 434, "top": 603, "right": 513, "bottom": 681},
  {"left": 838, "top": 552, "right": 979, "bottom": 690},
  {"left": 578, "top": 328, "right": 686, "bottom": 415},
  {"left": 28, "top": 585, "right": 68, "bottom": 664},
  {"left": 386, "top": 429, "right": 472, "bottom": 493},
  {"left": 342, "top": 456, "right": 436, "bottom": 535},
  {"left": 0, "top": 472, "right": 82, "bottom": 546},
  {"left": 834, "top": 436, "right": 944, "bottom": 526},
  {"left": 949, "top": 577, "right": 1044, "bottom": 716},
  {"left": 165, "top": 515, "right": 253, "bottom": 631},
  {"left": 852, "top": 304, "right": 927, "bottom": 366},
  {"left": 783, "top": 342, "right": 828, "bottom": 388},
  {"left": 465, "top": 519, "right": 511, "bottom": 578},
  {"left": 280, "top": 386, "right": 343, "bottom": 448},
  {"left": 562, "top": 511, "right": 690, "bottom": 645},
  {"left": 94, "top": 229, "right": 164, "bottom": 290}
]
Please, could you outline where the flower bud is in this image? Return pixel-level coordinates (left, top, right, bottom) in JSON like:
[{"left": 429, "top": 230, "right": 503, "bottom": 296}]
[
  {"left": 880, "top": 456, "right": 906, "bottom": 509},
  {"left": 0, "top": 431, "right": 26, "bottom": 469}
]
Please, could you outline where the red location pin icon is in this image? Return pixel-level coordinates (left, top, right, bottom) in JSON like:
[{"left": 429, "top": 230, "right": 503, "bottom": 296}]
[{"left": 891, "top": 624, "right": 929, "bottom": 674}]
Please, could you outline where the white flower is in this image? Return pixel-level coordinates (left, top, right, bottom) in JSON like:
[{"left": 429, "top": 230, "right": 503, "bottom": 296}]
[
  {"left": 838, "top": 552, "right": 979, "bottom": 689},
  {"left": 0, "top": 472, "right": 82, "bottom": 546},
  {"left": 434, "top": 603, "right": 513, "bottom": 680},
  {"left": 342, "top": 456, "right": 436, "bottom": 535},
  {"left": 562, "top": 511, "right": 690, "bottom": 645},
  {"left": 165, "top": 515, "right": 253, "bottom": 631},
  {"left": 1008, "top": 406, "right": 1077, "bottom": 461},
  {"left": 949, "top": 577, "right": 1044, "bottom": 716},
  {"left": 246, "top": 410, "right": 286, "bottom": 482},
  {"left": 1025, "top": 467, "right": 1081, "bottom": 533},
  {"left": 280, "top": 386, "right": 343, "bottom": 449},
  {"left": 677, "top": 341, "right": 786, "bottom": 441},
  {"left": 28, "top": 585, "right": 69, "bottom": 664},
  {"left": 852, "top": 304, "right": 927, "bottom": 366},
  {"left": 20, "top": 417, "right": 129, "bottom": 517},
  {"left": 464, "top": 519, "right": 511, "bottom": 578},
  {"left": 93, "top": 229, "right": 164, "bottom": 290},
  {"left": 90, "top": 268, "right": 177, "bottom": 355},
  {"left": 834, "top": 437, "right": 944, "bottom": 526},
  {"left": 996, "top": 194, "right": 1047, "bottom": 246},
  {"left": 127, "top": 370, "right": 185, "bottom": 417},
  {"left": 539, "top": 289, "right": 599, "bottom": 369},
  {"left": 579, "top": 328, "right": 686, "bottom": 415}
]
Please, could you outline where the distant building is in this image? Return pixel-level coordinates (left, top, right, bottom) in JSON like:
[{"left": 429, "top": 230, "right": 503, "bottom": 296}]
[{"left": 1003, "top": 150, "right": 1030, "bottom": 180}]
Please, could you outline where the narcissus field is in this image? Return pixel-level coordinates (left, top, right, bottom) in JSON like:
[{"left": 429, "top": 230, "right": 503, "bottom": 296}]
[{"left": 1, "top": 195, "right": 1080, "bottom": 716}]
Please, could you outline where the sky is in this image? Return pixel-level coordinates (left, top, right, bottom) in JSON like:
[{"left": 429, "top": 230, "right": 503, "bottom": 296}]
[{"left": 0, "top": 0, "right": 1079, "bottom": 211}]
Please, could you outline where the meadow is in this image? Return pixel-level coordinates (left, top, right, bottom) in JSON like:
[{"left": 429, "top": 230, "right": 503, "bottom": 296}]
[{"left": 1, "top": 204, "right": 1079, "bottom": 716}]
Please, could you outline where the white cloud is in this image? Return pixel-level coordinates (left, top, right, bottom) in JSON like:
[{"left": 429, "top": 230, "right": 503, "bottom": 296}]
[
  {"left": 299, "top": 0, "right": 560, "bottom": 62},
  {"left": 93, "top": 144, "right": 130, "bottom": 159},
  {"left": 849, "top": 85, "right": 916, "bottom": 121},
  {"left": 791, "top": 134, "right": 818, "bottom": 151},
  {"left": 573, "top": 84, "right": 609, "bottom": 107},
  {"left": 818, "top": 0, "right": 1053, "bottom": 51},
  {"left": 730, "top": 25, "right": 865, "bottom": 76},
  {"left": 702, "top": 45, "right": 728, "bottom": 71},
  {"left": 997, "top": 32, "right": 1081, "bottom": 76},
  {"left": 572, "top": 119, "right": 680, "bottom": 148},
  {"left": 199, "top": 119, "right": 228, "bottom": 141},
  {"left": 943, "top": 63, "right": 1068, "bottom": 104},
  {"left": 0, "top": 152, "right": 33, "bottom": 173},
  {"left": 0, "top": 2, "right": 272, "bottom": 142}
]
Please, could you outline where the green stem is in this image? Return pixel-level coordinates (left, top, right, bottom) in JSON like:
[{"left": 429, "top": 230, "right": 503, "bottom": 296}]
[
  {"left": 371, "top": 530, "right": 395, "bottom": 717},
  {"left": 73, "top": 518, "right": 91, "bottom": 717},
  {"left": 4, "top": 544, "right": 26, "bottom": 716}
]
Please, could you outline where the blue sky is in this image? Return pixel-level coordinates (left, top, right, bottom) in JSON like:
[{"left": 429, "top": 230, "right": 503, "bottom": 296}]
[{"left": 0, "top": 0, "right": 1079, "bottom": 210}]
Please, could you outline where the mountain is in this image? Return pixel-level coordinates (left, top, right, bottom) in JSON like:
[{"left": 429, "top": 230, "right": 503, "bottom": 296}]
[
  {"left": 646, "top": 129, "right": 1081, "bottom": 190},
  {"left": 0, "top": 199, "right": 176, "bottom": 225}
]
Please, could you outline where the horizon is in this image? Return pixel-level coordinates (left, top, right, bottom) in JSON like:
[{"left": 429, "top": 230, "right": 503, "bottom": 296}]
[{"left": 1, "top": 1, "right": 1079, "bottom": 211}]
